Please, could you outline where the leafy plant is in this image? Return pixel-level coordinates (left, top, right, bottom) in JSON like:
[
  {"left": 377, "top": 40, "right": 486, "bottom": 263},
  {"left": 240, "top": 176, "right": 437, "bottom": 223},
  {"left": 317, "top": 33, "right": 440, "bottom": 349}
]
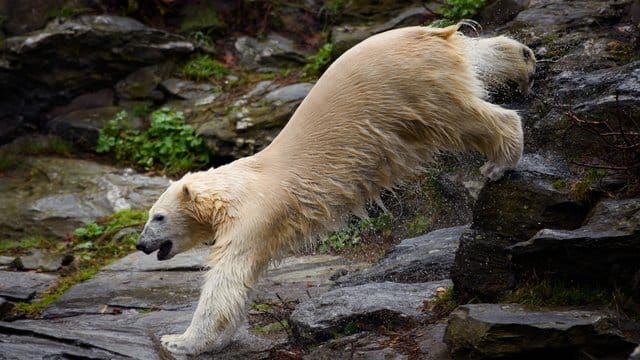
[
  {"left": 303, "top": 42, "right": 334, "bottom": 79},
  {"left": 181, "top": 55, "right": 229, "bottom": 81},
  {"left": 438, "top": 0, "right": 487, "bottom": 21},
  {"left": 97, "top": 108, "right": 213, "bottom": 174},
  {"left": 318, "top": 213, "right": 393, "bottom": 253}
]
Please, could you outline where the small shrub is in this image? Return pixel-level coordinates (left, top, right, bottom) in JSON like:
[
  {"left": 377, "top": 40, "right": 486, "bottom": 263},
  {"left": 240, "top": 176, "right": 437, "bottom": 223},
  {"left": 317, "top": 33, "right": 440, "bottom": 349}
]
[
  {"left": 97, "top": 108, "right": 213, "bottom": 174},
  {"left": 318, "top": 213, "right": 393, "bottom": 253},
  {"left": 303, "top": 42, "right": 333, "bottom": 79},
  {"left": 181, "top": 55, "right": 229, "bottom": 81},
  {"left": 438, "top": 0, "right": 487, "bottom": 21}
]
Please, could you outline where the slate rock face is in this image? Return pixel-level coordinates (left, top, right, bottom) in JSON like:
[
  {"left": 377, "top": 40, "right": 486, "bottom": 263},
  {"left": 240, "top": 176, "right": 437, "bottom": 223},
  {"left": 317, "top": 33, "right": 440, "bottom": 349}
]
[
  {"left": 451, "top": 154, "right": 589, "bottom": 301},
  {"left": 508, "top": 198, "right": 640, "bottom": 289},
  {"left": 444, "top": 303, "right": 636, "bottom": 359},
  {"left": 0, "top": 271, "right": 58, "bottom": 301}
]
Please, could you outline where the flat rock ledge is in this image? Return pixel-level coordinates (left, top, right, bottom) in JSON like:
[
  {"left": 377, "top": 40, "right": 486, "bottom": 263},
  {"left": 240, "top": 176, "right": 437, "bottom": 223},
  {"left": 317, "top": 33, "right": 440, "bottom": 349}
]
[
  {"left": 290, "top": 280, "right": 452, "bottom": 344},
  {"left": 444, "top": 303, "right": 637, "bottom": 359}
]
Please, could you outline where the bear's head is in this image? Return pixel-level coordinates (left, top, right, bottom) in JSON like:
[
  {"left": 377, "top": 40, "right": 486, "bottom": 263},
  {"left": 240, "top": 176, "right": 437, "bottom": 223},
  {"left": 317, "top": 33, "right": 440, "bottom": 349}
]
[{"left": 136, "top": 171, "right": 234, "bottom": 261}]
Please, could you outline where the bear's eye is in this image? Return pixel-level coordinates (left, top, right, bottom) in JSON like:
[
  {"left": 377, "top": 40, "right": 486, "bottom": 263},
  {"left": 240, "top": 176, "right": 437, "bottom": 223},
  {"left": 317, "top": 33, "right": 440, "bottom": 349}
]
[
  {"left": 522, "top": 47, "right": 531, "bottom": 60},
  {"left": 153, "top": 214, "right": 165, "bottom": 222}
]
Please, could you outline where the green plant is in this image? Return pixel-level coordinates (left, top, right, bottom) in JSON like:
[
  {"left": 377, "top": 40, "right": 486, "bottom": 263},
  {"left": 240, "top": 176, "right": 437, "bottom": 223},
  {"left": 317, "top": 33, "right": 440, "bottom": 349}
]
[
  {"left": 46, "top": 4, "right": 88, "bottom": 20},
  {"left": 97, "top": 108, "right": 213, "bottom": 174},
  {"left": 303, "top": 42, "right": 333, "bottom": 79},
  {"left": 252, "top": 319, "right": 289, "bottom": 334},
  {"left": 181, "top": 55, "right": 229, "bottom": 81},
  {"left": 438, "top": 0, "right": 487, "bottom": 22},
  {"left": 406, "top": 215, "right": 431, "bottom": 237},
  {"left": 0, "top": 236, "right": 53, "bottom": 254},
  {"left": 321, "top": 0, "right": 348, "bottom": 17},
  {"left": 504, "top": 280, "right": 621, "bottom": 308}
]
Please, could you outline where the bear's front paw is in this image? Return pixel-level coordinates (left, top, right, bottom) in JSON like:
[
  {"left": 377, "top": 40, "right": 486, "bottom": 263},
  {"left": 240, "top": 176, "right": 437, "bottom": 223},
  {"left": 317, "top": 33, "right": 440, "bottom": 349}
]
[
  {"left": 480, "top": 161, "right": 508, "bottom": 182},
  {"left": 161, "top": 333, "right": 202, "bottom": 356}
]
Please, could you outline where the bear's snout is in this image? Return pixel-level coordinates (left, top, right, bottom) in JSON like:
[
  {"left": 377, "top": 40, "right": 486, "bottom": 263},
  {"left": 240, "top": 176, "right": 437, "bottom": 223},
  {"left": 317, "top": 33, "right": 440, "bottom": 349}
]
[{"left": 136, "top": 241, "right": 153, "bottom": 254}]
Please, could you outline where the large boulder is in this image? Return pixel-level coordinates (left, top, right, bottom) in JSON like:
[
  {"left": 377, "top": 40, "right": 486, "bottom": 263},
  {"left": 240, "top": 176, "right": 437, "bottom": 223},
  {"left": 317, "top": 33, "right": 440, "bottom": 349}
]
[
  {"left": 451, "top": 154, "right": 589, "bottom": 301},
  {"left": 0, "top": 15, "right": 193, "bottom": 144},
  {"left": 508, "top": 197, "right": 640, "bottom": 290}
]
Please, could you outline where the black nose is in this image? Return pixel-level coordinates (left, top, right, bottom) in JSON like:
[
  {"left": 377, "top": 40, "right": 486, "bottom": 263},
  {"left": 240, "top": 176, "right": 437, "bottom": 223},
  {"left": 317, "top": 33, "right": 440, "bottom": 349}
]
[{"left": 136, "top": 242, "right": 147, "bottom": 252}]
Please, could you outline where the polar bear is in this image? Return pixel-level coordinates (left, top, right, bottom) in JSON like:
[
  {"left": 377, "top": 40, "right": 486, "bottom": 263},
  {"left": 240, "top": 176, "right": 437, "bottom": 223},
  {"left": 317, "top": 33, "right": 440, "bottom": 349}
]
[{"left": 136, "top": 24, "right": 535, "bottom": 355}]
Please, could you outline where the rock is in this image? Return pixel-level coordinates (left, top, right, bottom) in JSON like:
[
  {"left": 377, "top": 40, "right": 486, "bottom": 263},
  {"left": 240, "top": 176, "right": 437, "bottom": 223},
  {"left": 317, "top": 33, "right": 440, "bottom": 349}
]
[
  {"left": 0, "top": 310, "right": 283, "bottom": 360},
  {"left": 46, "top": 106, "right": 123, "bottom": 151},
  {"left": 15, "top": 249, "right": 72, "bottom": 272},
  {"left": 47, "top": 88, "right": 115, "bottom": 119},
  {"left": 451, "top": 154, "right": 590, "bottom": 301},
  {"left": 303, "top": 332, "right": 409, "bottom": 360},
  {"left": 255, "top": 255, "right": 368, "bottom": 304},
  {"left": 472, "top": 153, "right": 587, "bottom": 240},
  {"left": 264, "top": 83, "right": 313, "bottom": 103},
  {"left": 0, "top": 297, "right": 14, "bottom": 318},
  {"left": 337, "top": 225, "right": 468, "bottom": 286},
  {"left": 0, "top": 156, "right": 169, "bottom": 239},
  {"left": 331, "top": 6, "right": 433, "bottom": 57},
  {"left": 508, "top": 198, "right": 640, "bottom": 287},
  {"left": 0, "top": 256, "right": 15, "bottom": 267},
  {"left": 479, "top": 0, "right": 531, "bottom": 26},
  {"left": 103, "top": 248, "right": 208, "bottom": 272},
  {"left": 0, "top": 270, "right": 57, "bottom": 301},
  {"left": 290, "top": 280, "right": 451, "bottom": 344},
  {"left": 42, "top": 269, "right": 203, "bottom": 318},
  {"left": 194, "top": 82, "right": 314, "bottom": 159},
  {"left": 631, "top": 345, "right": 640, "bottom": 360},
  {"left": 161, "top": 78, "right": 219, "bottom": 101},
  {"left": 1, "top": 15, "right": 193, "bottom": 142},
  {"left": 235, "top": 33, "right": 310, "bottom": 69},
  {"left": 114, "top": 63, "right": 174, "bottom": 100},
  {"left": 515, "top": 0, "right": 630, "bottom": 30},
  {"left": 444, "top": 303, "right": 636, "bottom": 359}
]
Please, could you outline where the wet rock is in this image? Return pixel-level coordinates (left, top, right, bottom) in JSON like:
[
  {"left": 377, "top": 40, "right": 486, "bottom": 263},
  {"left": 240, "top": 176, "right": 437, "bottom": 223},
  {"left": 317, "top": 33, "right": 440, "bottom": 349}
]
[
  {"left": 235, "top": 33, "right": 310, "bottom": 69},
  {"left": 115, "top": 63, "right": 174, "bottom": 100},
  {"left": 255, "top": 255, "right": 368, "bottom": 304},
  {"left": 303, "top": 332, "right": 408, "bottom": 360},
  {"left": 290, "top": 280, "right": 451, "bottom": 344},
  {"left": 46, "top": 106, "right": 123, "bottom": 151},
  {"left": 0, "top": 270, "right": 57, "bottom": 301},
  {"left": 15, "top": 249, "right": 72, "bottom": 272},
  {"left": 337, "top": 225, "right": 468, "bottom": 286},
  {"left": 0, "top": 311, "right": 282, "bottom": 360},
  {"left": 161, "top": 78, "right": 219, "bottom": 101},
  {"left": 472, "top": 153, "right": 587, "bottom": 240},
  {"left": 0, "top": 156, "right": 169, "bottom": 239},
  {"left": 48, "top": 88, "right": 115, "bottom": 119},
  {"left": 1, "top": 15, "right": 193, "bottom": 141},
  {"left": 479, "top": 0, "right": 531, "bottom": 26},
  {"left": 42, "top": 270, "right": 203, "bottom": 318},
  {"left": 331, "top": 6, "right": 433, "bottom": 57},
  {"left": 451, "top": 154, "right": 589, "bottom": 301},
  {"left": 0, "top": 298, "right": 14, "bottom": 318},
  {"left": 194, "top": 82, "right": 313, "bottom": 159},
  {"left": 0, "top": 256, "right": 15, "bottom": 267},
  {"left": 508, "top": 198, "right": 640, "bottom": 287},
  {"left": 104, "top": 248, "right": 208, "bottom": 272},
  {"left": 444, "top": 303, "right": 636, "bottom": 359},
  {"left": 515, "top": 0, "right": 630, "bottom": 30}
]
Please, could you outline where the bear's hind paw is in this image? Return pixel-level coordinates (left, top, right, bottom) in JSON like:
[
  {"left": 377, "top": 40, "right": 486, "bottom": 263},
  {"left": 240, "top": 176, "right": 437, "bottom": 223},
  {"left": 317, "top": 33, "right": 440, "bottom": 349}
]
[{"left": 480, "top": 161, "right": 509, "bottom": 182}]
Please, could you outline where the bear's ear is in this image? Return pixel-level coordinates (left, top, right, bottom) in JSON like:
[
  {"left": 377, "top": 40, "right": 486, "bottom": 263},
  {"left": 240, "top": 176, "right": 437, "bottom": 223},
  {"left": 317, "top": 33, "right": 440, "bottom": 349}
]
[{"left": 182, "top": 183, "right": 196, "bottom": 202}]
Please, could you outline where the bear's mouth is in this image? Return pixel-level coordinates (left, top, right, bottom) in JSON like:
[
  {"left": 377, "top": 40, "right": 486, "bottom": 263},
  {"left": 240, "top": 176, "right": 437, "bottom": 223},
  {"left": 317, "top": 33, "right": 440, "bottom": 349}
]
[{"left": 157, "top": 240, "right": 173, "bottom": 261}]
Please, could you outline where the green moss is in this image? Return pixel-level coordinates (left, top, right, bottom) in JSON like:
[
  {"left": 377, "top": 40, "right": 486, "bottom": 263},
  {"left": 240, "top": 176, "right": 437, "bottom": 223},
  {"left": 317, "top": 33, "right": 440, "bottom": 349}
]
[
  {"left": 318, "top": 212, "right": 393, "bottom": 253},
  {"left": 0, "top": 155, "right": 18, "bottom": 173},
  {"left": 406, "top": 215, "right": 431, "bottom": 237},
  {"left": 46, "top": 4, "right": 88, "bottom": 20},
  {"left": 569, "top": 168, "right": 606, "bottom": 200},
  {"left": 179, "top": 3, "right": 225, "bottom": 34},
  {"left": 552, "top": 179, "right": 567, "bottom": 191},
  {"left": 252, "top": 320, "right": 289, "bottom": 334},
  {"left": 322, "top": 0, "right": 348, "bottom": 16},
  {"left": 0, "top": 236, "right": 53, "bottom": 254},
  {"left": 10, "top": 208, "right": 148, "bottom": 318},
  {"left": 504, "top": 280, "right": 620, "bottom": 307},
  {"left": 252, "top": 303, "right": 273, "bottom": 312},
  {"left": 181, "top": 55, "right": 229, "bottom": 81}
]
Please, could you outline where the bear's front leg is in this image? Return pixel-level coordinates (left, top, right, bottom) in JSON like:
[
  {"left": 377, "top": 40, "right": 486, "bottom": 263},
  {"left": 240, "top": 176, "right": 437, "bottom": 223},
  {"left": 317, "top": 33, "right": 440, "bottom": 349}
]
[{"left": 161, "top": 250, "right": 267, "bottom": 356}]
